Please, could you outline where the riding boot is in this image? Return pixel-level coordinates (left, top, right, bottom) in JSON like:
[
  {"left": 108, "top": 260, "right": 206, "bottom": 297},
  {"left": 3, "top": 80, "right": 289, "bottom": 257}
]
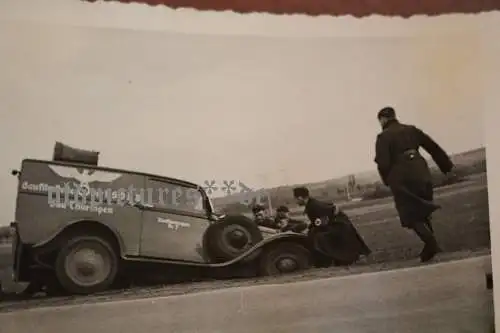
[{"left": 413, "top": 222, "right": 440, "bottom": 262}]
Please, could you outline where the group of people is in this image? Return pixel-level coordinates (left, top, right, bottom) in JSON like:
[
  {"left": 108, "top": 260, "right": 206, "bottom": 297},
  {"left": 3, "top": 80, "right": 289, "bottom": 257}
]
[
  {"left": 252, "top": 204, "right": 308, "bottom": 233},
  {"left": 252, "top": 188, "right": 372, "bottom": 266},
  {"left": 251, "top": 106, "right": 454, "bottom": 266}
]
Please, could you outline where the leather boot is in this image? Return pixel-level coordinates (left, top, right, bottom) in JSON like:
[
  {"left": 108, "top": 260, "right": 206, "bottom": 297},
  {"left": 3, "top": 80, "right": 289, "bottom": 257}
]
[{"left": 413, "top": 222, "right": 440, "bottom": 262}]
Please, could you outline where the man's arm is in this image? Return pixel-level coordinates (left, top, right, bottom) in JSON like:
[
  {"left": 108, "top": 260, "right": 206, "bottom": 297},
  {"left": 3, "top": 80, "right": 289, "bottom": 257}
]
[
  {"left": 288, "top": 219, "right": 308, "bottom": 233},
  {"left": 374, "top": 134, "right": 391, "bottom": 186},
  {"left": 257, "top": 218, "right": 278, "bottom": 229},
  {"left": 413, "top": 126, "right": 454, "bottom": 174}
]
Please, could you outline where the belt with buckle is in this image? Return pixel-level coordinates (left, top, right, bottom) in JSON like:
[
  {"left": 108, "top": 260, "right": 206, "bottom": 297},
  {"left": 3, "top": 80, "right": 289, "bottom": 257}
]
[{"left": 402, "top": 149, "right": 418, "bottom": 159}]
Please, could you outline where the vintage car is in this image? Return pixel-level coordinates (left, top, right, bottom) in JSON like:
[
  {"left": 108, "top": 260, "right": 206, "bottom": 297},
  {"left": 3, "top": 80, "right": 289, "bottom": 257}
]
[{"left": 9, "top": 143, "right": 312, "bottom": 295}]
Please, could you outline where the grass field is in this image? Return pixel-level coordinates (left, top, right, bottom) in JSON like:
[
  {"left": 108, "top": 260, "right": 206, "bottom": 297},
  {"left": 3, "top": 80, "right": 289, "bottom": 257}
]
[
  {"left": 215, "top": 147, "right": 487, "bottom": 212},
  {"left": 334, "top": 173, "right": 490, "bottom": 263},
  {"left": 246, "top": 172, "right": 490, "bottom": 263},
  {"left": 285, "top": 172, "right": 487, "bottom": 216}
]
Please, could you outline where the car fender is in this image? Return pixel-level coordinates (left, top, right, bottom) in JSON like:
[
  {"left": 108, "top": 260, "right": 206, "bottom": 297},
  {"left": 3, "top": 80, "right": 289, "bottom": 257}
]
[
  {"left": 32, "top": 219, "right": 125, "bottom": 257},
  {"left": 211, "top": 232, "right": 309, "bottom": 267}
]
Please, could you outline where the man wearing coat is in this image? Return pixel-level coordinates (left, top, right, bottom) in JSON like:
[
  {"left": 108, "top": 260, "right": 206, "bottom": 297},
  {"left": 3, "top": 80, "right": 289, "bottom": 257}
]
[
  {"left": 293, "top": 187, "right": 371, "bottom": 266},
  {"left": 374, "top": 106, "right": 454, "bottom": 262}
]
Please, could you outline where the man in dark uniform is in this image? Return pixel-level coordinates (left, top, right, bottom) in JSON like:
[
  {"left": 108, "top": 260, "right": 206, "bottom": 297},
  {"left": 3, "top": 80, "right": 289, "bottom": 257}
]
[
  {"left": 293, "top": 187, "right": 371, "bottom": 266},
  {"left": 374, "top": 106, "right": 454, "bottom": 262},
  {"left": 274, "top": 205, "right": 308, "bottom": 233}
]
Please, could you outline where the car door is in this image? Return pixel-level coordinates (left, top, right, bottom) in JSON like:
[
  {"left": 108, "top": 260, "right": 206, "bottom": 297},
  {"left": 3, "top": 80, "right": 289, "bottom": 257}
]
[{"left": 138, "top": 177, "right": 212, "bottom": 263}]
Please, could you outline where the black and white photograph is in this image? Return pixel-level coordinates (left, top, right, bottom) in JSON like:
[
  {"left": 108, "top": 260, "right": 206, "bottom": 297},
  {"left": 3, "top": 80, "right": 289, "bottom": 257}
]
[{"left": 0, "top": 0, "right": 496, "bottom": 332}]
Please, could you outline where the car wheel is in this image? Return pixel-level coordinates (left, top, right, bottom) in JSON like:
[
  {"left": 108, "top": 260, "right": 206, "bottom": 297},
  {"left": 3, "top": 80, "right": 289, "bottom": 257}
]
[
  {"left": 259, "top": 242, "right": 311, "bottom": 276},
  {"left": 204, "top": 215, "right": 263, "bottom": 262},
  {"left": 55, "top": 235, "right": 118, "bottom": 295}
]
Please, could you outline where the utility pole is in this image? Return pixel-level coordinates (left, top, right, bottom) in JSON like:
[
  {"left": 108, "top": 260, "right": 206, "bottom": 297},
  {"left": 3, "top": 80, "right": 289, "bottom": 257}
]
[
  {"left": 257, "top": 173, "right": 273, "bottom": 213},
  {"left": 346, "top": 174, "right": 356, "bottom": 201},
  {"left": 346, "top": 185, "right": 352, "bottom": 201}
]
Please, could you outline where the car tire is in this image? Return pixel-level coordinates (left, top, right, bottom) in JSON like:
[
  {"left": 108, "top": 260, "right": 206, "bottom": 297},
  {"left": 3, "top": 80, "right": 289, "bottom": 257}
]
[
  {"left": 204, "top": 215, "right": 263, "bottom": 262},
  {"left": 259, "top": 242, "right": 311, "bottom": 276},
  {"left": 55, "top": 235, "right": 118, "bottom": 295}
]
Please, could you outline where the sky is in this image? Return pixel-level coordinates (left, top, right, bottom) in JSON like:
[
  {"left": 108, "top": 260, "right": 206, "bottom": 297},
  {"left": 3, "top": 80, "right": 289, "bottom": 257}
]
[{"left": 0, "top": 0, "right": 495, "bottom": 224}]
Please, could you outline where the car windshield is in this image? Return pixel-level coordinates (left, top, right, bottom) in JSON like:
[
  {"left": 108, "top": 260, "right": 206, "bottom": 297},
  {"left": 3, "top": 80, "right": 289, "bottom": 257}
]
[
  {"left": 186, "top": 187, "right": 214, "bottom": 215},
  {"left": 191, "top": 193, "right": 205, "bottom": 212},
  {"left": 182, "top": 188, "right": 205, "bottom": 213},
  {"left": 206, "top": 195, "right": 215, "bottom": 213}
]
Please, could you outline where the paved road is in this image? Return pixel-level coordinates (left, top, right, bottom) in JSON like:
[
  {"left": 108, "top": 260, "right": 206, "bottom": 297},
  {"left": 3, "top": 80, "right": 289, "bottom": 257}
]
[{"left": 0, "top": 256, "right": 493, "bottom": 333}]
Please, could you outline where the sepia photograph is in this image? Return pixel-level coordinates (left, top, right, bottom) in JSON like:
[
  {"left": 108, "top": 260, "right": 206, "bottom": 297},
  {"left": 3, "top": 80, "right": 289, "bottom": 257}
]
[{"left": 0, "top": 0, "right": 496, "bottom": 332}]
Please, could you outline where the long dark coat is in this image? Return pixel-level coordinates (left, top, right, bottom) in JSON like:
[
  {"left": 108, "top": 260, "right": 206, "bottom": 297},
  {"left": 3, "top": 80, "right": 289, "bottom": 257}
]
[
  {"left": 304, "top": 198, "right": 371, "bottom": 265},
  {"left": 374, "top": 119, "right": 454, "bottom": 228}
]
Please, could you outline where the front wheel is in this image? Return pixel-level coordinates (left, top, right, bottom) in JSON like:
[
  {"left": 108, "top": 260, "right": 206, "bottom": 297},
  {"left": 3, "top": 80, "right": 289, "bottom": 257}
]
[
  {"left": 55, "top": 235, "right": 118, "bottom": 295},
  {"left": 203, "top": 216, "right": 263, "bottom": 262},
  {"left": 259, "top": 242, "right": 311, "bottom": 276}
]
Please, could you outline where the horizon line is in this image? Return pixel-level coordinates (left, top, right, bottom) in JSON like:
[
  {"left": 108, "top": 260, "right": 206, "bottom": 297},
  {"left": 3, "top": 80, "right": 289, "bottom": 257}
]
[{"left": 211, "top": 145, "right": 486, "bottom": 200}]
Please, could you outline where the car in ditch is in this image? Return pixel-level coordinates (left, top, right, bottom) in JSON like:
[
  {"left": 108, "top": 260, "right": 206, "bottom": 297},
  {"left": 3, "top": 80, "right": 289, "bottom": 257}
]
[{"left": 9, "top": 143, "right": 312, "bottom": 295}]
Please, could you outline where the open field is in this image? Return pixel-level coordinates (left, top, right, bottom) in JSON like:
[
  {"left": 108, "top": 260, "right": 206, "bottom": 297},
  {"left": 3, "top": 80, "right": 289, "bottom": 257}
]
[
  {"left": 287, "top": 172, "right": 487, "bottom": 217},
  {"left": 0, "top": 172, "right": 490, "bottom": 311},
  {"left": 357, "top": 182, "right": 488, "bottom": 262},
  {"left": 242, "top": 172, "right": 489, "bottom": 262},
  {"left": 214, "top": 147, "right": 487, "bottom": 210},
  {"left": 297, "top": 172, "right": 490, "bottom": 262}
]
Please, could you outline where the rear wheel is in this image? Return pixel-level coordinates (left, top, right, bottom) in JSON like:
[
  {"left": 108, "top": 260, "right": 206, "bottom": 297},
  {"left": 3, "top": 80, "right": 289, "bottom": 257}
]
[
  {"left": 55, "top": 235, "right": 118, "bottom": 295},
  {"left": 259, "top": 242, "right": 311, "bottom": 276}
]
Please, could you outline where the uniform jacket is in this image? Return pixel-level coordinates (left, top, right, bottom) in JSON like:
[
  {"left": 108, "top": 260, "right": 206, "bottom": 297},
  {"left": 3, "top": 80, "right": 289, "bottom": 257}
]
[
  {"left": 374, "top": 119, "right": 454, "bottom": 226},
  {"left": 303, "top": 197, "right": 371, "bottom": 263}
]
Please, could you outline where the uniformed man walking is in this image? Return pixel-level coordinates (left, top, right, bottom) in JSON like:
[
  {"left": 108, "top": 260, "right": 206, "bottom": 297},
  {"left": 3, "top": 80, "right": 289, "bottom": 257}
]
[{"left": 374, "top": 106, "right": 454, "bottom": 262}]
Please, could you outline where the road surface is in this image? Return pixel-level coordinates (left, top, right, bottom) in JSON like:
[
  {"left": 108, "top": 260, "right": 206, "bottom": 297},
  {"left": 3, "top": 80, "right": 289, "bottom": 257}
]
[{"left": 0, "top": 256, "right": 493, "bottom": 333}]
